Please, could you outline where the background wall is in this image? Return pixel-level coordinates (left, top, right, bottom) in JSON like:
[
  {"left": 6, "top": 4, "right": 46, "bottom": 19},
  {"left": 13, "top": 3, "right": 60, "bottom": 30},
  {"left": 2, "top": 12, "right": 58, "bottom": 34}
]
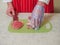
[{"left": 54, "top": 0, "right": 60, "bottom": 13}]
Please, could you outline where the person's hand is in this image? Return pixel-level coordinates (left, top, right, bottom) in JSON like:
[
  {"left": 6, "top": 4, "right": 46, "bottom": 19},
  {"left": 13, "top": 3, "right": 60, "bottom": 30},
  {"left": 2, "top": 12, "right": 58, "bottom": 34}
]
[{"left": 6, "top": 2, "right": 15, "bottom": 17}]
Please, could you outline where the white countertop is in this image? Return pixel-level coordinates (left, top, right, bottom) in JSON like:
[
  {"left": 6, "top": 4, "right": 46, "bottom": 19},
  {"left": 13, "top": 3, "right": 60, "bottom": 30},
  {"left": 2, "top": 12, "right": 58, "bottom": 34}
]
[{"left": 0, "top": 13, "right": 60, "bottom": 45}]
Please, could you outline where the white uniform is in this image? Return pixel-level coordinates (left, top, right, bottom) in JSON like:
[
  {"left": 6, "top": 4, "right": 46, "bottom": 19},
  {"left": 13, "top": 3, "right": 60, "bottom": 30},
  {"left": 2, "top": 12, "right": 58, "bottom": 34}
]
[{"left": 3, "top": 0, "right": 50, "bottom": 4}]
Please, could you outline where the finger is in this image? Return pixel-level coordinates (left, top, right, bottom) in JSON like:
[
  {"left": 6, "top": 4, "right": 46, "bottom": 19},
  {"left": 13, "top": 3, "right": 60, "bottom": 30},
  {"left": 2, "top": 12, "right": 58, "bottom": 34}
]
[
  {"left": 8, "top": 12, "right": 12, "bottom": 17},
  {"left": 6, "top": 10, "right": 12, "bottom": 17},
  {"left": 12, "top": 9, "right": 15, "bottom": 16}
]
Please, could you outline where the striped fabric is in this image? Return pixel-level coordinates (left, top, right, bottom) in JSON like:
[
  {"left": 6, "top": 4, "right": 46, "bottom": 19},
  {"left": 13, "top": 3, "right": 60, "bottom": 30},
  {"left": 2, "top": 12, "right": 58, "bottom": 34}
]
[
  {"left": 13, "top": 0, "right": 37, "bottom": 13},
  {"left": 44, "top": 0, "right": 54, "bottom": 13},
  {"left": 12, "top": 0, "right": 54, "bottom": 13}
]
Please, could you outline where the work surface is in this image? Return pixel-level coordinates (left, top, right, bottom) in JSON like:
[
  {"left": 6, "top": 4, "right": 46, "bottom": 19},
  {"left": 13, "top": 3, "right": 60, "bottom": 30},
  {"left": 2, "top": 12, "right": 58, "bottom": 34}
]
[{"left": 0, "top": 12, "right": 60, "bottom": 45}]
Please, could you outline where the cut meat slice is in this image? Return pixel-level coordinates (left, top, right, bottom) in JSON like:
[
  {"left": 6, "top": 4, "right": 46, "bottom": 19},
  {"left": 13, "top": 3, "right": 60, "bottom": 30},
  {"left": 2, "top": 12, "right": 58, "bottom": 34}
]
[{"left": 11, "top": 21, "right": 24, "bottom": 30}]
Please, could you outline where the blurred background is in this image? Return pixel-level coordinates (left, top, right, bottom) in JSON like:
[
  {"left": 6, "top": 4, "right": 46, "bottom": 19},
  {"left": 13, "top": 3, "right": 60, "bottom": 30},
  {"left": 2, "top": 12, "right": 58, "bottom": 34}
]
[{"left": 54, "top": 0, "right": 60, "bottom": 13}]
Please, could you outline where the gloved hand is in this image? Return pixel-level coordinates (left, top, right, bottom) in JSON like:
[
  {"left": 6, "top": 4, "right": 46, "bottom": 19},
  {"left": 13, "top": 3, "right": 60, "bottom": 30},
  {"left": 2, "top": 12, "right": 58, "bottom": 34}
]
[{"left": 27, "top": 2, "right": 45, "bottom": 30}]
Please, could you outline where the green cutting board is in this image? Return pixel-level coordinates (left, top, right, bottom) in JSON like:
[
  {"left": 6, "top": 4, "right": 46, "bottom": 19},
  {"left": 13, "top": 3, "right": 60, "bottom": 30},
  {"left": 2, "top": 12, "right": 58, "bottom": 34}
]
[{"left": 8, "top": 19, "right": 52, "bottom": 33}]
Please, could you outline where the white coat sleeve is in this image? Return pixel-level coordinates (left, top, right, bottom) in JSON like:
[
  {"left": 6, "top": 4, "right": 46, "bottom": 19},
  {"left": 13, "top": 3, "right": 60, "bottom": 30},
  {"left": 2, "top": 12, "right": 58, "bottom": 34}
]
[
  {"left": 38, "top": 0, "right": 50, "bottom": 4},
  {"left": 3, "top": 0, "right": 12, "bottom": 2}
]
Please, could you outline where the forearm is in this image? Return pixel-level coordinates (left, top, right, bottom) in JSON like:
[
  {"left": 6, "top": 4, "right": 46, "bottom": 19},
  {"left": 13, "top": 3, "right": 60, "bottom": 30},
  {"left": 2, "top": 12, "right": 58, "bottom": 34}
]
[
  {"left": 38, "top": 0, "right": 50, "bottom": 5},
  {"left": 3, "top": 0, "right": 13, "bottom": 7}
]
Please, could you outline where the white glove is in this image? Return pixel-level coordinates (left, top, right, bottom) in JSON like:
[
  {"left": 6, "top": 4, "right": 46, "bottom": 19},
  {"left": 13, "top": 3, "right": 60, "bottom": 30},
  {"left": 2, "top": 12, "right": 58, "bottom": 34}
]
[{"left": 30, "top": 5, "right": 44, "bottom": 30}]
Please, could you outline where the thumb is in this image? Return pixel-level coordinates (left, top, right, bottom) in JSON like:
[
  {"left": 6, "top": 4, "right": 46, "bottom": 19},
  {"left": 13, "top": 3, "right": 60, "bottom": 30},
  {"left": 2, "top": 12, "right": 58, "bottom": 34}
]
[{"left": 12, "top": 9, "right": 15, "bottom": 16}]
